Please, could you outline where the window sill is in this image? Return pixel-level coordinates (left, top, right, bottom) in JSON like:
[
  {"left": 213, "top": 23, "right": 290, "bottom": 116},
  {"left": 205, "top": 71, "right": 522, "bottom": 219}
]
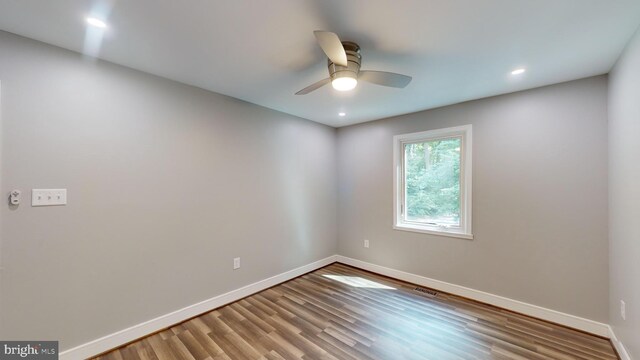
[{"left": 393, "top": 224, "right": 473, "bottom": 240}]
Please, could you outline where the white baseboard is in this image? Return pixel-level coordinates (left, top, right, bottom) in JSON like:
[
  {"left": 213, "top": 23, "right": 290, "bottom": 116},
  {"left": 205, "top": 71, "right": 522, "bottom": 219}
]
[
  {"left": 609, "top": 325, "right": 632, "bottom": 360},
  {"left": 61, "top": 254, "right": 615, "bottom": 360},
  {"left": 59, "top": 255, "right": 338, "bottom": 360},
  {"left": 335, "top": 255, "right": 611, "bottom": 338}
]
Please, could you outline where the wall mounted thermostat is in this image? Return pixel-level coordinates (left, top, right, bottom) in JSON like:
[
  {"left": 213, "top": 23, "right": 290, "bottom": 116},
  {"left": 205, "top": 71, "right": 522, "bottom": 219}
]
[{"left": 10, "top": 190, "right": 21, "bottom": 205}]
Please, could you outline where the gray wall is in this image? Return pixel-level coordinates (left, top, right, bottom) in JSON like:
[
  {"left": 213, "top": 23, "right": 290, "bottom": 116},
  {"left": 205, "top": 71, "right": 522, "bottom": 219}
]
[
  {"left": 608, "top": 26, "right": 640, "bottom": 358},
  {"left": 0, "top": 27, "right": 619, "bottom": 353},
  {"left": 337, "top": 76, "right": 609, "bottom": 322},
  {"left": 0, "top": 31, "right": 337, "bottom": 350}
]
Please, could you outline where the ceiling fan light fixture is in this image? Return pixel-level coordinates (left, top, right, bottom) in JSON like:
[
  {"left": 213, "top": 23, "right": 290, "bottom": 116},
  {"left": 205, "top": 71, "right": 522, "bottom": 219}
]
[
  {"left": 295, "top": 31, "right": 411, "bottom": 95},
  {"left": 331, "top": 76, "right": 357, "bottom": 91}
]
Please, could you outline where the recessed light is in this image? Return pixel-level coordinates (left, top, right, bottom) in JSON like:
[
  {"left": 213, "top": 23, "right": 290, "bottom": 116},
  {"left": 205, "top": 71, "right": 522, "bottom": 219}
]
[
  {"left": 338, "top": 112, "right": 346, "bottom": 117},
  {"left": 511, "top": 68, "right": 526, "bottom": 75},
  {"left": 86, "top": 17, "right": 107, "bottom": 28}
]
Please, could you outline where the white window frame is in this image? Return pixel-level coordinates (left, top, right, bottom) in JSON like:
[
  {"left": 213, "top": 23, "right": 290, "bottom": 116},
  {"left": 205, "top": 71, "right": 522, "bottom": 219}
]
[{"left": 393, "top": 125, "right": 473, "bottom": 239}]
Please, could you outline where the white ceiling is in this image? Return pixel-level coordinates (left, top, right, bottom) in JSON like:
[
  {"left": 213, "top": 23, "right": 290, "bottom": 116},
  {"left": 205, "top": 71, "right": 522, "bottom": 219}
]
[{"left": 1, "top": 0, "right": 639, "bottom": 127}]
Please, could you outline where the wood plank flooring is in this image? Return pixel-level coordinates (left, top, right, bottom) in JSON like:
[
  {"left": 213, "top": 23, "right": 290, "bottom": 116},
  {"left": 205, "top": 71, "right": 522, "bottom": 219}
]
[{"left": 94, "top": 263, "right": 618, "bottom": 360}]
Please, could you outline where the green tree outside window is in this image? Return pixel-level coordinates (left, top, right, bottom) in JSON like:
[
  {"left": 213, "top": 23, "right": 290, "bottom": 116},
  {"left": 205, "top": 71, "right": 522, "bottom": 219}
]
[{"left": 404, "top": 137, "right": 461, "bottom": 226}]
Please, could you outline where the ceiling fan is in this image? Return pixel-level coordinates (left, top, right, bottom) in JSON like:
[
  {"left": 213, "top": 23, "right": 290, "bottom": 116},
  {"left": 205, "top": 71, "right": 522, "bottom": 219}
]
[{"left": 295, "top": 31, "right": 412, "bottom": 95}]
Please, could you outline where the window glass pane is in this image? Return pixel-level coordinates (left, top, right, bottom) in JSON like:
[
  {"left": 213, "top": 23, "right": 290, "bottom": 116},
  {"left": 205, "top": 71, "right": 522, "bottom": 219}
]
[{"left": 404, "top": 137, "right": 461, "bottom": 226}]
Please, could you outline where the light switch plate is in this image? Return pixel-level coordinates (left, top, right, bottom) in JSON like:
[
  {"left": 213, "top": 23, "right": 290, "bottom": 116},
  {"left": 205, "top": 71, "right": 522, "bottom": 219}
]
[
  {"left": 32, "top": 189, "right": 67, "bottom": 206},
  {"left": 233, "top": 257, "right": 241, "bottom": 270}
]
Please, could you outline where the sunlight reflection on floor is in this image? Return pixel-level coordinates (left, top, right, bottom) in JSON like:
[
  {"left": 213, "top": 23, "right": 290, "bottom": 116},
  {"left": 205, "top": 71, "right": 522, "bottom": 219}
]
[{"left": 322, "top": 275, "right": 396, "bottom": 289}]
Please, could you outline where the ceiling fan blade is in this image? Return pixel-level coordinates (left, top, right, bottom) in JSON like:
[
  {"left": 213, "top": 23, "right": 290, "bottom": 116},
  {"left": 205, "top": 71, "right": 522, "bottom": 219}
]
[
  {"left": 359, "top": 70, "right": 412, "bottom": 88},
  {"left": 295, "top": 78, "right": 331, "bottom": 95},
  {"left": 313, "top": 31, "right": 348, "bottom": 67}
]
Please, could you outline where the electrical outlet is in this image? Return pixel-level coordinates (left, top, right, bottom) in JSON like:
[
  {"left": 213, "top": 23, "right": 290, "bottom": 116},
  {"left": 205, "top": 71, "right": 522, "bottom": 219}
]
[
  {"left": 233, "top": 257, "right": 241, "bottom": 270},
  {"left": 621, "top": 300, "right": 626, "bottom": 320},
  {"left": 364, "top": 239, "right": 370, "bottom": 248}
]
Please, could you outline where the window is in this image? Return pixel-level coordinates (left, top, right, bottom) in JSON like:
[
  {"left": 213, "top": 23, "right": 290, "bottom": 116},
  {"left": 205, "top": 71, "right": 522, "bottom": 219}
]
[{"left": 393, "top": 125, "right": 472, "bottom": 239}]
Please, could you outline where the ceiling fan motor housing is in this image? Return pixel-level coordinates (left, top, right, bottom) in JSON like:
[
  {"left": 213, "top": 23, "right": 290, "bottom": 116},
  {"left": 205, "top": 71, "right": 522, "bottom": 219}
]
[{"left": 328, "top": 41, "right": 361, "bottom": 81}]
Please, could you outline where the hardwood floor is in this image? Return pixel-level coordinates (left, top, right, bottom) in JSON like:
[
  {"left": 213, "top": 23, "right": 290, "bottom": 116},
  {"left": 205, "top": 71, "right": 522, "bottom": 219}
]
[{"left": 94, "top": 263, "right": 618, "bottom": 360}]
